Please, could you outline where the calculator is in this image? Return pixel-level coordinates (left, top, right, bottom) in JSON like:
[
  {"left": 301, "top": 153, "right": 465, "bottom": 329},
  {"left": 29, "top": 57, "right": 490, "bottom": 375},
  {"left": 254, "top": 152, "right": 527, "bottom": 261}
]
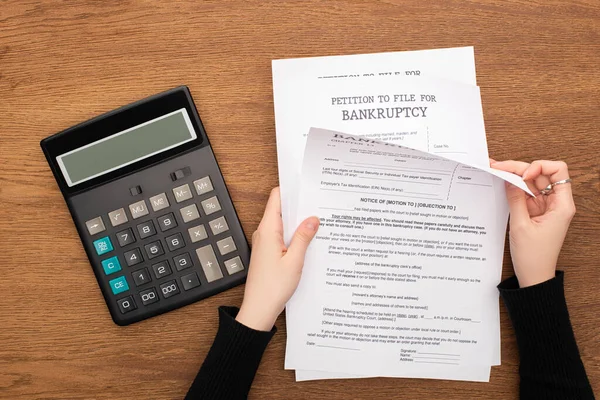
[{"left": 41, "top": 86, "right": 250, "bottom": 326}]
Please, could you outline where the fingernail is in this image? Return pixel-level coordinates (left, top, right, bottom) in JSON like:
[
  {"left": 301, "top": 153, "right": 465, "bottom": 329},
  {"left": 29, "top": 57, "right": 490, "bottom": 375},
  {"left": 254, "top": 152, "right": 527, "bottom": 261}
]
[{"left": 305, "top": 218, "right": 319, "bottom": 231}]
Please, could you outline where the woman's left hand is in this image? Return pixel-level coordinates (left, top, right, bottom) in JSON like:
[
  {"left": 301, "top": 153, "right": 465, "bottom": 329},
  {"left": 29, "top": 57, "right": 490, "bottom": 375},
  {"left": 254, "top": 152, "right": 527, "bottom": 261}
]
[{"left": 236, "top": 187, "right": 320, "bottom": 331}]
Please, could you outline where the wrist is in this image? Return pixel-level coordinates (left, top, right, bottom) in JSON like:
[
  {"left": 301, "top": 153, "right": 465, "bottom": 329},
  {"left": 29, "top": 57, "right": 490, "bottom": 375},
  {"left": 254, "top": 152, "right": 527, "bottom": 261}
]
[
  {"left": 516, "top": 271, "right": 556, "bottom": 288},
  {"left": 236, "top": 303, "right": 278, "bottom": 332}
]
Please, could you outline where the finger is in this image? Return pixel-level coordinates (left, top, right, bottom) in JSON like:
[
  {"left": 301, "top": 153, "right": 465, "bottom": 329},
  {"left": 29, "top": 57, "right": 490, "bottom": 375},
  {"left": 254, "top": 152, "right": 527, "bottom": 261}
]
[
  {"left": 523, "top": 160, "right": 574, "bottom": 213},
  {"left": 523, "top": 160, "right": 571, "bottom": 183},
  {"left": 490, "top": 160, "right": 530, "bottom": 176},
  {"left": 491, "top": 160, "right": 538, "bottom": 194},
  {"left": 285, "top": 217, "right": 320, "bottom": 267},
  {"left": 533, "top": 174, "right": 552, "bottom": 193},
  {"left": 505, "top": 181, "right": 531, "bottom": 225},
  {"left": 523, "top": 160, "right": 572, "bottom": 196},
  {"left": 257, "top": 187, "right": 284, "bottom": 236},
  {"left": 489, "top": 158, "right": 497, "bottom": 166}
]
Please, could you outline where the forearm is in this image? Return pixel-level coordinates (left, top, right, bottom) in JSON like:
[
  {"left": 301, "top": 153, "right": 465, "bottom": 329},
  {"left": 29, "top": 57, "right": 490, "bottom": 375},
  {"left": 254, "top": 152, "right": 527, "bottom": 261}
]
[
  {"left": 185, "top": 306, "right": 276, "bottom": 400},
  {"left": 498, "top": 271, "right": 594, "bottom": 399}
]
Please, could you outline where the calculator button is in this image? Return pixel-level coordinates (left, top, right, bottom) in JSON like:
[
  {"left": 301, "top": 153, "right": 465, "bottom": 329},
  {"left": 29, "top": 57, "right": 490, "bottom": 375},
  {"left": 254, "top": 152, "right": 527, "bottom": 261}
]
[
  {"left": 139, "top": 288, "right": 159, "bottom": 305},
  {"left": 181, "top": 272, "right": 201, "bottom": 291},
  {"left": 173, "top": 253, "right": 193, "bottom": 271},
  {"left": 160, "top": 280, "right": 180, "bottom": 299},
  {"left": 188, "top": 224, "right": 208, "bottom": 243},
  {"left": 157, "top": 212, "right": 178, "bottom": 232},
  {"left": 180, "top": 204, "right": 200, "bottom": 223},
  {"left": 130, "top": 185, "right": 142, "bottom": 196},
  {"left": 109, "top": 276, "right": 129, "bottom": 295},
  {"left": 201, "top": 196, "right": 221, "bottom": 215},
  {"left": 224, "top": 256, "right": 244, "bottom": 275},
  {"left": 171, "top": 167, "right": 191, "bottom": 181},
  {"left": 136, "top": 220, "right": 156, "bottom": 239},
  {"left": 108, "top": 208, "right": 128, "bottom": 227},
  {"left": 132, "top": 268, "right": 151, "bottom": 286},
  {"left": 209, "top": 216, "right": 229, "bottom": 236},
  {"left": 149, "top": 193, "right": 170, "bottom": 212},
  {"left": 101, "top": 256, "right": 122, "bottom": 275},
  {"left": 117, "top": 296, "right": 136, "bottom": 314},
  {"left": 129, "top": 200, "right": 149, "bottom": 219},
  {"left": 93, "top": 236, "right": 113, "bottom": 255},
  {"left": 144, "top": 240, "right": 164, "bottom": 259},
  {"left": 151, "top": 260, "right": 172, "bottom": 279},
  {"left": 166, "top": 233, "right": 185, "bottom": 252},
  {"left": 85, "top": 216, "right": 106, "bottom": 235},
  {"left": 124, "top": 248, "right": 143, "bottom": 266},
  {"left": 194, "top": 176, "right": 214, "bottom": 195},
  {"left": 216, "top": 236, "right": 237, "bottom": 256},
  {"left": 196, "top": 245, "right": 223, "bottom": 283},
  {"left": 116, "top": 228, "right": 136, "bottom": 247},
  {"left": 173, "top": 184, "right": 193, "bottom": 203}
]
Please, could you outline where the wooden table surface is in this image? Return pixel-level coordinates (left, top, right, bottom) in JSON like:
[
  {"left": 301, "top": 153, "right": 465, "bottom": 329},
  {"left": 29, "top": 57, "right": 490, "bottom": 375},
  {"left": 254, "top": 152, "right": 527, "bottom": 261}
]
[{"left": 1, "top": 1, "right": 599, "bottom": 399}]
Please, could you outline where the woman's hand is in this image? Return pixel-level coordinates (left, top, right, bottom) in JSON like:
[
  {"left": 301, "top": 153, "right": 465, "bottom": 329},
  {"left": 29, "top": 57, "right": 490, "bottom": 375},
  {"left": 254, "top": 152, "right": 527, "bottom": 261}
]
[
  {"left": 236, "top": 187, "right": 320, "bottom": 331},
  {"left": 491, "top": 160, "right": 576, "bottom": 287}
]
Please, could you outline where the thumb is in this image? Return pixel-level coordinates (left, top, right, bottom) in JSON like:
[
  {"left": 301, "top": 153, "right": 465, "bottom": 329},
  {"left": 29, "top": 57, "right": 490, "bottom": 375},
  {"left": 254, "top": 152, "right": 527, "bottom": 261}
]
[
  {"left": 286, "top": 217, "right": 320, "bottom": 266},
  {"left": 505, "top": 181, "right": 530, "bottom": 225}
]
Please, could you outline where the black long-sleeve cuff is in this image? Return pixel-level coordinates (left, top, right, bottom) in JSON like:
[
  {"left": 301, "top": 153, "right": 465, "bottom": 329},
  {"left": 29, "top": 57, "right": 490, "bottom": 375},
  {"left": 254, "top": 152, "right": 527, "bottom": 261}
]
[
  {"left": 498, "top": 271, "right": 594, "bottom": 399},
  {"left": 185, "top": 306, "right": 276, "bottom": 400}
]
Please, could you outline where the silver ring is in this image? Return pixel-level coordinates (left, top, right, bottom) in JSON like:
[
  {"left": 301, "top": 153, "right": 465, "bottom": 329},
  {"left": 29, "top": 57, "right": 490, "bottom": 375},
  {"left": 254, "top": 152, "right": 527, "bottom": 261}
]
[{"left": 540, "top": 178, "right": 572, "bottom": 195}]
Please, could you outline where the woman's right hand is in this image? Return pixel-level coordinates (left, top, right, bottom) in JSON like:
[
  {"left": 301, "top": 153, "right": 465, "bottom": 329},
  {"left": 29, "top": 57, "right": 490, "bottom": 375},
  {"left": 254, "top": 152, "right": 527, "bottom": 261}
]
[{"left": 490, "top": 160, "right": 576, "bottom": 287}]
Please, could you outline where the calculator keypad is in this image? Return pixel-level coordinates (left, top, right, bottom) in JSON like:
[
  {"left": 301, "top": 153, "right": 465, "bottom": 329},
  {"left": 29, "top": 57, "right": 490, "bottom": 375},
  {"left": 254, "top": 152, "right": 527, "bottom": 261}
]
[
  {"left": 86, "top": 216, "right": 106, "bottom": 235},
  {"left": 173, "top": 253, "right": 193, "bottom": 271},
  {"left": 173, "top": 184, "right": 193, "bottom": 203},
  {"left": 118, "top": 296, "right": 136, "bottom": 313},
  {"left": 194, "top": 177, "right": 214, "bottom": 195},
  {"left": 224, "top": 256, "right": 244, "bottom": 275},
  {"left": 181, "top": 272, "right": 201, "bottom": 290},
  {"left": 140, "top": 288, "right": 159, "bottom": 305},
  {"left": 109, "top": 276, "right": 129, "bottom": 295},
  {"left": 196, "top": 244, "right": 223, "bottom": 283},
  {"left": 129, "top": 200, "right": 149, "bottom": 219},
  {"left": 209, "top": 216, "right": 229, "bottom": 235},
  {"left": 149, "top": 193, "right": 170, "bottom": 212},
  {"left": 201, "top": 196, "right": 221, "bottom": 215},
  {"left": 145, "top": 240, "right": 165, "bottom": 259},
  {"left": 80, "top": 169, "right": 247, "bottom": 325},
  {"left": 180, "top": 204, "right": 200, "bottom": 223},
  {"left": 160, "top": 280, "right": 180, "bottom": 298},
  {"left": 94, "top": 236, "right": 114, "bottom": 255},
  {"left": 157, "top": 213, "right": 178, "bottom": 232},
  {"left": 132, "top": 268, "right": 151, "bottom": 286},
  {"left": 152, "top": 260, "right": 172, "bottom": 279},
  {"left": 124, "top": 248, "right": 143, "bottom": 266},
  {"left": 216, "top": 236, "right": 236, "bottom": 255},
  {"left": 108, "top": 208, "right": 128, "bottom": 227},
  {"left": 166, "top": 233, "right": 185, "bottom": 251},
  {"left": 188, "top": 224, "right": 208, "bottom": 243},
  {"left": 102, "top": 256, "right": 122, "bottom": 275},
  {"left": 136, "top": 220, "right": 156, "bottom": 239},
  {"left": 116, "top": 228, "right": 136, "bottom": 247}
]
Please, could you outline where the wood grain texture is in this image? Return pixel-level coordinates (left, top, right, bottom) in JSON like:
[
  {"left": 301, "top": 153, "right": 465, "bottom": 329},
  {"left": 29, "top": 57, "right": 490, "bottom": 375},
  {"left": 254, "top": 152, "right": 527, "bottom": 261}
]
[{"left": 1, "top": 0, "right": 599, "bottom": 398}]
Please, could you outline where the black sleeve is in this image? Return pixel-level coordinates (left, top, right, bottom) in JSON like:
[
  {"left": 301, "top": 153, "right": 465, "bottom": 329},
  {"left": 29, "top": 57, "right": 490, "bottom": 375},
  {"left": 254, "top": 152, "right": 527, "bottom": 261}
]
[
  {"left": 498, "top": 271, "right": 595, "bottom": 400},
  {"left": 185, "top": 306, "right": 276, "bottom": 400}
]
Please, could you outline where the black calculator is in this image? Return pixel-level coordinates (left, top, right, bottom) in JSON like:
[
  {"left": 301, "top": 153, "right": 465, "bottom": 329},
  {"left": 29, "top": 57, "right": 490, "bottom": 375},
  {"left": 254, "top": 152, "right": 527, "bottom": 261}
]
[{"left": 41, "top": 86, "right": 249, "bottom": 326}]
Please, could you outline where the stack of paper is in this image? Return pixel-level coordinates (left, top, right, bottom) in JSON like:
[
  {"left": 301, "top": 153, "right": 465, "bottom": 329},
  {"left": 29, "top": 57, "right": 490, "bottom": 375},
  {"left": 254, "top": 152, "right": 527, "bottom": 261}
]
[{"left": 272, "top": 47, "right": 530, "bottom": 382}]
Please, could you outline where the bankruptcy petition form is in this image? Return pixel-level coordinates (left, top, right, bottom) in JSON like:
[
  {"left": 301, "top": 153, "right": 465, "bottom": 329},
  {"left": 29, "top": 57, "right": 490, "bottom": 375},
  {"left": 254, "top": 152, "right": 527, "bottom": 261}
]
[
  {"left": 273, "top": 47, "right": 530, "bottom": 382},
  {"left": 285, "top": 129, "right": 531, "bottom": 382}
]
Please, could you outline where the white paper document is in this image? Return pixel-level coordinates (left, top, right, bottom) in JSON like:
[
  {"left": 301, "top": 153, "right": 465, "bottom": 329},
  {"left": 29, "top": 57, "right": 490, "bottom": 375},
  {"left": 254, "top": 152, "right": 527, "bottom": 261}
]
[
  {"left": 273, "top": 46, "right": 478, "bottom": 242},
  {"left": 272, "top": 47, "right": 517, "bottom": 383},
  {"left": 286, "top": 129, "right": 529, "bottom": 381}
]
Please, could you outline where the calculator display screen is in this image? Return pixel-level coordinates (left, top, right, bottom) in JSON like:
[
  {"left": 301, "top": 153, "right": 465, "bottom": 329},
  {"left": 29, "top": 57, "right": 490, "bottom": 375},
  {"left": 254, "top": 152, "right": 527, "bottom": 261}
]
[{"left": 56, "top": 108, "right": 197, "bottom": 187}]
